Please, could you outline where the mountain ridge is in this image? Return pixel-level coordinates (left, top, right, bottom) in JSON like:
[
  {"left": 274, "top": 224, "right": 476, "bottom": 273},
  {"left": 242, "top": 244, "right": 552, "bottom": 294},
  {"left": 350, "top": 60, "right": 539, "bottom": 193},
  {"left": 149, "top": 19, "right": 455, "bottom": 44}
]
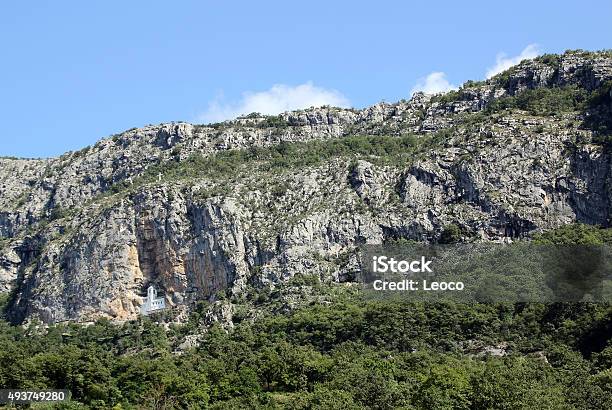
[{"left": 1, "top": 49, "right": 612, "bottom": 324}]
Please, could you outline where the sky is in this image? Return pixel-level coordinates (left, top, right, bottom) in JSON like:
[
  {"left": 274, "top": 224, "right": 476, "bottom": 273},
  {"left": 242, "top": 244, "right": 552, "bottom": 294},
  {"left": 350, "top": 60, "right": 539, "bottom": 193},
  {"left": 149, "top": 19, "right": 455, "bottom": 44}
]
[{"left": 1, "top": 1, "right": 611, "bottom": 158}]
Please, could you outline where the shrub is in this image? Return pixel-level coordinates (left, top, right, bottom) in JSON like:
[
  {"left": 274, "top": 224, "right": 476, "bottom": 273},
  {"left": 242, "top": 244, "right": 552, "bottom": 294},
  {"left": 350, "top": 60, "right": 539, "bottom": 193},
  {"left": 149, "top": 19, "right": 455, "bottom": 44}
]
[
  {"left": 536, "top": 54, "right": 562, "bottom": 69},
  {"left": 532, "top": 224, "right": 612, "bottom": 245},
  {"left": 583, "top": 80, "right": 612, "bottom": 136},
  {"left": 486, "top": 86, "right": 587, "bottom": 116},
  {"left": 439, "top": 224, "right": 461, "bottom": 244},
  {"left": 258, "top": 115, "right": 290, "bottom": 128},
  {"left": 431, "top": 90, "right": 461, "bottom": 105}
]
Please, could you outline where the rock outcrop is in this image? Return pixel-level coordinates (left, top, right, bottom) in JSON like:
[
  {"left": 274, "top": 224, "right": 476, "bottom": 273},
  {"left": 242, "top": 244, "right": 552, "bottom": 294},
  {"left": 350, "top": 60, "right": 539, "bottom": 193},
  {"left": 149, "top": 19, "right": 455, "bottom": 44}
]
[{"left": 1, "top": 50, "right": 611, "bottom": 324}]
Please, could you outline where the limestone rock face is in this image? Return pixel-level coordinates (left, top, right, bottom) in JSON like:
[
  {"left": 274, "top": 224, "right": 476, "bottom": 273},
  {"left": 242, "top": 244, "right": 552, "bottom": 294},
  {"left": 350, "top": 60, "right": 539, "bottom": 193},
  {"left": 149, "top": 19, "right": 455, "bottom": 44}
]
[
  {"left": 2, "top": 50, "right": 612, "bottom": 323},
  {"left": 349, "top": 160, "right": 389, "bottom": 204},
  {"left": 0, "top": 246, "right": 20, "bottom": 293}
]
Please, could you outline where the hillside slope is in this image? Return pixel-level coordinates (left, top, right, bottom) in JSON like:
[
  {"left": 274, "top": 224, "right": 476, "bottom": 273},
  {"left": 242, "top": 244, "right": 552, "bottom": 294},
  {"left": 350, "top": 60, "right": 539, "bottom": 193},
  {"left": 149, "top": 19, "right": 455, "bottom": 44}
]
[{"left": 1, "top": 49, "right": 612, "bottom": 324}]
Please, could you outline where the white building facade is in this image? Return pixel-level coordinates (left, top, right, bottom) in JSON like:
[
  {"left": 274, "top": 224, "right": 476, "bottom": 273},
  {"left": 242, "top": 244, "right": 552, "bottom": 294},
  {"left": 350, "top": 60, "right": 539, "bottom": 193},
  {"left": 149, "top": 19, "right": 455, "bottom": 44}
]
[{"left": 140, "top": 285, "right": 166, "bottom": 315}]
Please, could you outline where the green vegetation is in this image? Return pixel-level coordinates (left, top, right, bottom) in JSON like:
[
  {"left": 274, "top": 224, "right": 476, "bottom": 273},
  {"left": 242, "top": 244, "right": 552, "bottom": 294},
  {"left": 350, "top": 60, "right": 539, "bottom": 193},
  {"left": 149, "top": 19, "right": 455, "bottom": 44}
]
[
  {"left": 0, "top": 225, "right": 611, "bottom": 408},
  {"left": 439, "top": 223, "right": 462, "bottom": 244},
  {"left": 565, "top": 49, "right": 612, "bottom": 59},
  {"left": 533, "top": 223, "right": 612, "bottom": 245},
  {"left": 535, "top": 53, "right": 562, "bottom": 70},
  {"left": 104, "top": 134, "right": 441, "bottom": 198},
  {"left": 48, "top": 206, "right": 74, "bottom": 222},
  {"left": 486, "top": 85, "right": 587, "bottom": 116},
  {"left": 1, "top": 182, "right": 612, "bottom": 407},
  {"left": 480, "top": 80, "right": 612, "bottom": 146},
  {"left": 430, "top": 89, "right": 461, "bottom": 104},
  {"left": 584, "top": 80, "right": 612, "bottom": 139},
  {"left": 240, "top": 112, "right": 262, "bottom": 119},
  {"left": 257, "top": 115, "right": 290, "bottom": 128},
  {"left": 427, "top": 76, "right": 612, "bottom": 151},
  {"left": 490, "top": 66, "right": 520, "bottom": 89},
  {"left": 426, "top": 51, "right": 611, "bottom": 146},
  {"left": 1, "top": 288, "right": 612, "bottom": 408},
  {"left": 71, "top": 146, "right": 92, "bottom": 159},
  {"left": 462, "top": 79, "right": 486, "bottom": 88}
]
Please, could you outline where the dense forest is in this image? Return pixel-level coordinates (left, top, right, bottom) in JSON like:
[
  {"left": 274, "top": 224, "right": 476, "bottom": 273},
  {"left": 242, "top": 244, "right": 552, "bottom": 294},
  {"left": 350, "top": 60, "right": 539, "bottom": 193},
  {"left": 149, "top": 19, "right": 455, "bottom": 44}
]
[{"left": 1, "top": 225, "right": 612, "bottom": 409}]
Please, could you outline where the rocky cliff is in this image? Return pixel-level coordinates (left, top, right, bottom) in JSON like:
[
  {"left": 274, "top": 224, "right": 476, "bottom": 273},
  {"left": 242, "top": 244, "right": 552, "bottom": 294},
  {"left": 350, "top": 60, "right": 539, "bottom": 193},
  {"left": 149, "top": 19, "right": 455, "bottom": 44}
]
[{"left": 1, "top": 49, "right": 611, "bottom": 324}]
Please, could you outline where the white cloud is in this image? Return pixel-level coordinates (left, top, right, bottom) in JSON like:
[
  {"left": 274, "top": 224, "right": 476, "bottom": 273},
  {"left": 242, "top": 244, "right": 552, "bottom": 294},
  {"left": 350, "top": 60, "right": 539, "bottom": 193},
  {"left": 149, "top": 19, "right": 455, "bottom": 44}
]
[
  {"left": 410, "top": 72, "right": 457, "bottom": 96},
  {"left": 197, "top": 82, "right": 350, "bottom": 123},
  {"left": 485, "top": 44, "right": 541, "bottom": 79}
]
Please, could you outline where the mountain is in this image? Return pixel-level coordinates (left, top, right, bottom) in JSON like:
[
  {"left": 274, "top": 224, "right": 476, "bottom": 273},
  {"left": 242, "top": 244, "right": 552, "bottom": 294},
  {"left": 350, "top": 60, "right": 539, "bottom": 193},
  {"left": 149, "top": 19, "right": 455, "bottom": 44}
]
[{"left": 1, "top": 49, "right": 612, "bottom": 325}]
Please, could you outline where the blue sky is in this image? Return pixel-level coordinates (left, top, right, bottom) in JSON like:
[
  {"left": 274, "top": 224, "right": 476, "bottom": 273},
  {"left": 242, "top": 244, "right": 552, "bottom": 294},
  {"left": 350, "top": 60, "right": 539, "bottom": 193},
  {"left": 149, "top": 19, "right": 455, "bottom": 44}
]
[{"left": 1, "top": 1, "right": 611, "bottom": 158}]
